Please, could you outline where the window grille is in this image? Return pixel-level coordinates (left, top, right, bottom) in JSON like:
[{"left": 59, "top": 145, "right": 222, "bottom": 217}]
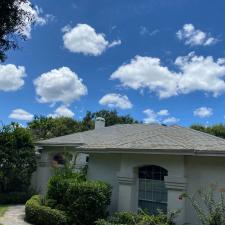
[{"left": 138, "top": 165, "right": 168, "bottom": 215}]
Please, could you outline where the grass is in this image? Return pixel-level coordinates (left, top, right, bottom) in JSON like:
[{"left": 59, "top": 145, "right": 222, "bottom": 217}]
[{"left": 0, "top": 205, "right": 8, "bottom": 217}]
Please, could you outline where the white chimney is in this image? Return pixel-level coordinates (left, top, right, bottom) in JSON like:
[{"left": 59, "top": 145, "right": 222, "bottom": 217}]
[{"left": 95, "top": 117, "right": 105, "bottom": 129}]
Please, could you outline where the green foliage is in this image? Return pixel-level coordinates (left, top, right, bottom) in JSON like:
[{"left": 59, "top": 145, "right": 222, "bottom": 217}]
[
  {"left": 0, "top": 191, "right": 33, "bottom": 204},
  {"left": 191, "top": 124, "right": 225, "bottom": 139},
  {"left": 91, "top": 110, "right": 138, "bottom": 127},
  {"left": 28, "top": 116, "right": 82, "bottom": 140},
  {"left": 181, "top": 184, "right": 225, "bottom": 225},
  {"left": 47, "top": 169, "right": 86, "bottom": 209},
  {"left": 64, "top": 180, "right": 111, "bottom": 225},
  {"left": 28, "top": 110, "right": 137, "bottom": 140},
  {"left": 45, "top": 169, "right": 111, "bottom": 225},
  {"left": 0, "top": 123, "right": 36, "bottom": 194},
  {"left": 25, "top": 195, "right": 69, "bottom": 225},
  {"left": 96, "top": 211, "right": 179, "bottom": 225},
  {"left": 0, "top": 0, "right": 34, "bottom": 61}
]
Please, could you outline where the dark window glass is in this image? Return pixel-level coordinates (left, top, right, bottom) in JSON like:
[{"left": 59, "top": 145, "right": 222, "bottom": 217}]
[{"left": 138, "top": 165, "right": 168, "bottom": 215}]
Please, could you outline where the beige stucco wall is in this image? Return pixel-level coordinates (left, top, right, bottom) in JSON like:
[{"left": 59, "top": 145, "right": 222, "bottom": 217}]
[
  {"left": 87, "top": 154, "right": 121, "bottom": 212},
  {"left": 87, "top": 153, "right": 225, "bottom": 225},
  {"left": 34, "top": 148, "right": 225, "bottom": 225}
]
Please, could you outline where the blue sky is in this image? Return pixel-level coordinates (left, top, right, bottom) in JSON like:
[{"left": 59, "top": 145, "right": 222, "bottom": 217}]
[{"left": 1, "top": 0, "right": 225, "bottom": 126}]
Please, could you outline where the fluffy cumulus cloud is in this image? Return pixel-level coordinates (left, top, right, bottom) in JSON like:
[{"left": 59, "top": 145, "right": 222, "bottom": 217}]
[
  {"left": 111, "top": 56, "right": 179, "bottom": 98},
  {"left": 99, "top": 93, "right": 133, "bottom": 109},
  {"left": 193, "top": 107, "right": 213, "bottom": 118},
  {"left": 19, "top": 1, "right": 53, "bottom": 38},
  {"left": 0, "top": 64, "right": 26, "bottom": 91},
  {"left": 62, "top": 24, "right": 121, "bottom": 56},
  {"left": 143, "top": 109, "right": 179, "bottom": 125},
  {"left": 176, "top": 24, "right": 217, "bottom": 46},
  {"left": 111, "top": 53, "right": 225, "bottom": 98},
  {"left": 9, "top": 109, "right": 34, "bottom": 121},
  {"left": 48, "top": 105, "right": 75, "bottom": 118},
  {"left": 34, "top": 67, "right": 87, "bottom": 105}
]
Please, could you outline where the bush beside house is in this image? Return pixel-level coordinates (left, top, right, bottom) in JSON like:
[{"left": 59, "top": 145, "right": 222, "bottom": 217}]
[
  {"left": 25, "top": 195, "right": 68, "bottom": 225},
  {"left": 25, "top": 168, "right": 112, "bottom": 225},
  {"left": 25, "top": 168, "right": 177, "bottom": 225}
]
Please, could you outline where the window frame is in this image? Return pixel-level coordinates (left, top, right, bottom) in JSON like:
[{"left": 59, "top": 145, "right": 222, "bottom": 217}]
[{"left": 138, "top": 165, "right": 168, "bottom": 215}]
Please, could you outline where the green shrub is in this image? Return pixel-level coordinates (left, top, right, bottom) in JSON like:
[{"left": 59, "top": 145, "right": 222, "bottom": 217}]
[
  {"left": 0, "top": 191, "right": 33, "bottom": 204},
  {"left": 25, "top": 195, "right": 69, "bottom": 225},
  {"left": 46, "top": 169, "right": 111, "bottom": 225},
  {"left": 64, "top": 180, "right": 111, "bottom": 225},
  {"left": 96, "top": 211, "right": 178, "bottom": 225},
  {"left": 46, "top": 171, "right": 85, "bottom": 208}
]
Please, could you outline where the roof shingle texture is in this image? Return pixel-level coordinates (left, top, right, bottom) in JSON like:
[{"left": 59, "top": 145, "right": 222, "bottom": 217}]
[{"left": 37, "top": 124, "right": 225, "bottom": 152}]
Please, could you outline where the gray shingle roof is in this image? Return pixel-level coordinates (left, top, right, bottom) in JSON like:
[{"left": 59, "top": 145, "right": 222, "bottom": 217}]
[{"left": 37, "top": 124, "right": 225, "bottom": 154}]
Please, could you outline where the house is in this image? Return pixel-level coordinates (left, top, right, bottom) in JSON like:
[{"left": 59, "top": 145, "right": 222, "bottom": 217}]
[{"left": 34, "top": 117, "right": 225, "bottom": 225}]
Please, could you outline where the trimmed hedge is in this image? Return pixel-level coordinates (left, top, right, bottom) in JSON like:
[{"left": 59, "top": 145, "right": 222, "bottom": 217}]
[
  {"left": 0, "top": 191, "right": 32, "bottom": 204},
  {"left": 64, "top": 181, "right": 111, "bottom": 225},
  {"left": 46, "top": 172, "right": 111, "bottom": 225},
  {"left": 46, "top": 168, "right": 86, "bottom": 208},
  {"left": 25, "top": 195, "right": 69, "bottom": 225}
]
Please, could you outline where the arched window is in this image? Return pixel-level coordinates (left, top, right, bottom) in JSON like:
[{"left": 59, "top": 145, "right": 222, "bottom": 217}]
[{"left": 138, "top": 165, "right": 168, "bottom": 215}]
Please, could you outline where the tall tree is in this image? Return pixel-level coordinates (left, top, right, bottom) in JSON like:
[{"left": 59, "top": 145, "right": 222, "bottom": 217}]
[
  {"left": 0, "top": 0, "right": 34, "bottom": 61},
  {"left": 28, "top": 110, "right": 138, "bottom": 140},
  {"left": 93, "top": 109, "right": 138, "bottom": 127},
  {"left": 0, "top": 123, "right": 36, "bottom": 193},
  {"left": 28, "top": 116, "right": 82, "bottom": 140},
  {"left": 80, "top": 110, "right": 138, "bottom": 130}
]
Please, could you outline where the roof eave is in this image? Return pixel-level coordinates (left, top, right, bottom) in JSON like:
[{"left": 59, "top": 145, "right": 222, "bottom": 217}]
[{"left": 36, "top": 143, "right": 225, "bottom": 157}]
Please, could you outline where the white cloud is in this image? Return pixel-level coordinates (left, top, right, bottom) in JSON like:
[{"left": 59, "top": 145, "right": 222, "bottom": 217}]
[
  {"left": 143, "top": 109, "right": 158, "bottom": 124},
  {"left": 111, "top": 53, "right": 225, "bottom": 98},
  {"left": 157, "top": 109, "right": 169, "bottom": 116},
  {"left": 62, "top": 24, "right": 121, "bottom": 56},
  {"left": 162, "top": 117, "right": 180, "bottom": 124},
  {"left": 0, "top": 64, "right": 26, "bottom": 91},
  {"left": 99, "top": 93, "right": 132, "bottom": 109},
  {"left": 48, "top": 105, "right": 74, "bottom": 118},
  {"left": 34, "top": 67, "right": 87, "bottom": 105},
  {"left": 9, "top": 109, "right": 34, "bottom": 121},
  {"left": 111, "top": 56, "right": 179, "bottom": 98},
  {"left": 193, "top": 107, "right": 213, "bottom": 118},
  {"left": 177, "top": 24, "right": 217, "bottom": 46},
  {"left": 175, "top": 53, "right": 225, "bottom": 96},
  {"left": 18, "top": 1, "right": 53, "bottom": 38},
  {"left": 143, "top": 109, "right": 178, "bottom": 124}
]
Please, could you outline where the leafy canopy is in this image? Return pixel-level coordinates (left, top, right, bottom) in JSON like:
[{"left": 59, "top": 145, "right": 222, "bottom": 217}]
[
  {"left": 0, "top": 0, "right": 34, "bottom": 61},
  {"left": 28, "top": 110, "right": 138, "bottom": 140}
]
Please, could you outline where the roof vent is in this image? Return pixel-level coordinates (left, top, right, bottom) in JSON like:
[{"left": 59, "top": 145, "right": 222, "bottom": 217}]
[{"left": 95, "top": 117, "right": 105, "bottom": 129}]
